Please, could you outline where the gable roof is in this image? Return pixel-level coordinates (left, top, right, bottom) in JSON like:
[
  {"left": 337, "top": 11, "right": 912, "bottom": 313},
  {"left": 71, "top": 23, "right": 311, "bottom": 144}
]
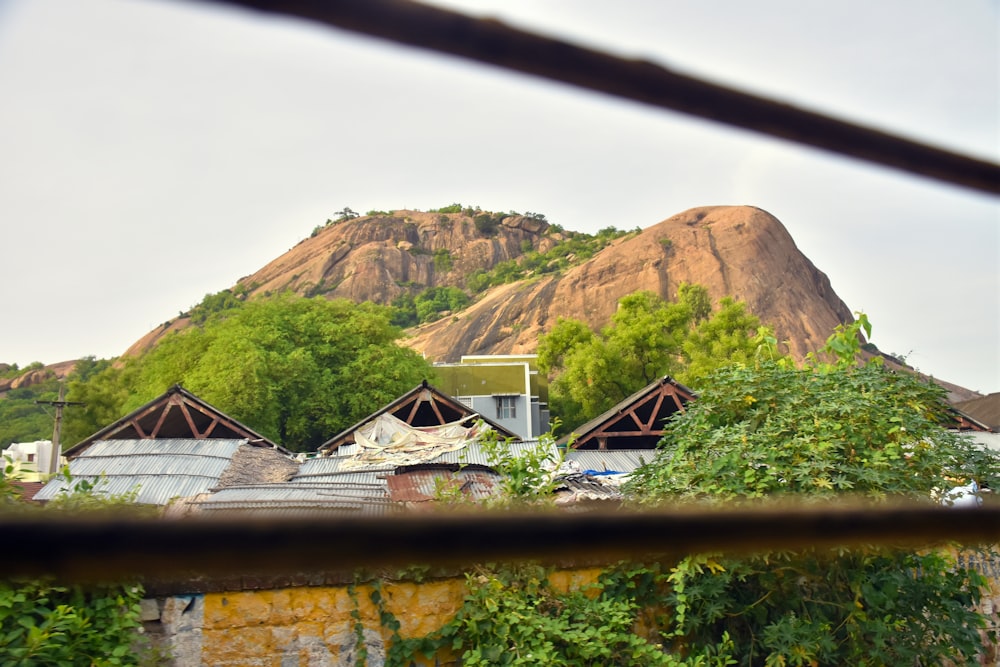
[
  {"left": 558, "top": 376, "right": 696, "bottom": 450},
  {"left": 317, "top": 380, "right": 519, "bottom": 455},
  {"left": 953, "top": 393, "right": 1000, "bottom": 432},
  {"left": 64, "top": 385, "right": 286, "bottom": 458}
]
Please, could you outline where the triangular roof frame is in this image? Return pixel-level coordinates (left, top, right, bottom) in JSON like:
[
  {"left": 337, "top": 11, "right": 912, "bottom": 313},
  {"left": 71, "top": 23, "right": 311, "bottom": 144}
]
[
  {"left": 947, "top": 405, "right": 993, "bottom": 432},
  {"left": 558, "top": 376, "right": 696, "bottom": 450},
  {"left": 64, "top": 385, "right": 287, "bottom": 458},
  {"left": 318, "top": 380, "right": 520, "bottom": 455}
]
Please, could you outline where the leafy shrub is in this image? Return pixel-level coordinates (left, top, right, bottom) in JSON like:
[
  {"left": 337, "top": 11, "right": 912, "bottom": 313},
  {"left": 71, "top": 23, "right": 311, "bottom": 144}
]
[
  {"left": 0, "top": 579, "right": 146, "bottom": 666},
  {"left": 0, "top": 472, "right": 151, "bottom": 665},
  {"left": 430, "top": 203, "right": 464, "bottom": 214},
  {"left": 414, "top": 287, "right": 469, "bottom": 323},
  {"left": 185, "top": 287, "right": 247, "bottom": 325},
  {"left": 432, "top": 248, "right": 453, "bottom": 273},
  {"left": 473, "top": 213, "right": 501, "bottom": 237},
  {"left": 623, "top": 317, "right": 1000, "bottom": 665}
]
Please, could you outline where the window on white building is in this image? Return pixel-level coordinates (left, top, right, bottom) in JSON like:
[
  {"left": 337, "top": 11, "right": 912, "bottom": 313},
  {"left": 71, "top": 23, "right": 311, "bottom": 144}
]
[{"left": 495, "top": 396, "right": 517, "bottom": 420}]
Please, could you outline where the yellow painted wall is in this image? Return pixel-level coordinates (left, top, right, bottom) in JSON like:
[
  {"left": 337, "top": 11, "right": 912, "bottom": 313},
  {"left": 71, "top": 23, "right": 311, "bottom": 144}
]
[{"left": 197, "top": 569, "right": 602, "bottom": 666}]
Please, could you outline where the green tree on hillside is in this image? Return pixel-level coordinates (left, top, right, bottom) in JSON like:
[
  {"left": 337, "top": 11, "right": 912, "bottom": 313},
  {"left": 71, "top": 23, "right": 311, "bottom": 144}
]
[
  {"left": 538, "top": 286, "right": 774, "bottom": 432},
  {"left": 0, "top": 380, "right": 60, "bottom": 448},
  {"left": 64, "top": 295, "right": 434, "bottom": 451},
  {"left": 625, "top": 317, "right": 999, "bottom": 665}
]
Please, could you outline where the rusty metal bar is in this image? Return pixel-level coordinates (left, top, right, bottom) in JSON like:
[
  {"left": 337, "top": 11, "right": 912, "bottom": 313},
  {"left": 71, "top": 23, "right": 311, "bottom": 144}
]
[
  {"left": 209, "top": 0, "right": 1000, "bottom": 195},
  {"left": 2, "top": 504, "right": 997, "bottom": 582}
]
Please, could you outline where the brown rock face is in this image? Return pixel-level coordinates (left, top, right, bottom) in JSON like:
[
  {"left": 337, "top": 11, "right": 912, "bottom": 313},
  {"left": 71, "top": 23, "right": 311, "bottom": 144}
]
[
  {"left": 239, "top": 211, "right": 552, "bottom": 305},
  {"left": 126, "top": 205, "right": 854, "bottom": 369},
  {"left": 404, "top": 206, "right": 853, "bottom": 362}
]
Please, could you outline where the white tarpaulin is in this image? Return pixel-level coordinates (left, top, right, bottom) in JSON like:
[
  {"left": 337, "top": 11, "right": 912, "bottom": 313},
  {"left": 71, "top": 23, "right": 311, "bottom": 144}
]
[{"left": 340, "top": 413, "right": 491, "bottom": 469}]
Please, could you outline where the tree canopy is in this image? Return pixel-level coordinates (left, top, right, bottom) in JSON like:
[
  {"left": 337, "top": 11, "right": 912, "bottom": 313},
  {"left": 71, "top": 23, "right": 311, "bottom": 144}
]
[
  {"left": 537, "top": 285, "right": 773, "bottom": 433},
  {"left": 64, "top": 295, "right": 434, "bottom": 452},
  {"left": 625, "top": 317, "right": 1000, "bottom": 665}
]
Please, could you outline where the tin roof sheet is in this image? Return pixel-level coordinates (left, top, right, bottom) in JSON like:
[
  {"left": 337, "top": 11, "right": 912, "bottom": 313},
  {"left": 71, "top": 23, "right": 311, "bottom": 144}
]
[
  {"left": 82, "top": 439, "right": 245, "bottom": 458},
  {"left": 387, "top": 468, "right": 500, "bottom": 503},
  {"left": 34, "top": 439, "right": 248, "bottom": 505},
  {"left": 191, "top": 483, "right": 397, "bottom": 517},
  {"left": 34, "top": 474, "right": 218, "bottom": 505},
  {"left": 68, "top": 455, "right": 231, "bottom": 478},
  {"left": 565, "top": 450, "right": 653, "bottom": 474}
]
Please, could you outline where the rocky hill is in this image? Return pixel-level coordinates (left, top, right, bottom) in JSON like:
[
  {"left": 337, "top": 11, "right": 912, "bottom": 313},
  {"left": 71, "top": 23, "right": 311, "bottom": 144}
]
[
  {"left": 404, "top": 206, "right": 851, "bottom": 363},
  {"left": 224, "top": 205, "right": 851, "bottom": 364},
  {"left": 8, "top": 205, "right": 984, "bottom": 403}
]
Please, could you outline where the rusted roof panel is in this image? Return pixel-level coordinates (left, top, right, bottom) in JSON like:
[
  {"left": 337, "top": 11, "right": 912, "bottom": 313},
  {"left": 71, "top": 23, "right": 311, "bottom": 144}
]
[{"left": 386, "top": 468, "right": 500, "bottom": 503}]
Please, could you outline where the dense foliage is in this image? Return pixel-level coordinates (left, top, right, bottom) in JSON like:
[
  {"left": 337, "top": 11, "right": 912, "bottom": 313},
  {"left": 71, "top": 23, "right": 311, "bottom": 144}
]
[
  {"left": 390, "top": 286, "right": 470, "bottom": 327},
  {"left": 0, "top": 578, "right": 145, "bottom": 666},
  {"left": 466, "top": 225, "right": 634, "bottom": 293},
  {"left": 0, "top": 470, "right": 149, "bottom": 665},
  {"left": 386, "top": 564, "right": 729, "bottom": 667},
  {"left": 0, "top": 378, "right": 60, "bottom": 448},
  {"left": 624, "top": 317, "right": 999, "bottom": 665},
  {"left": 538, "top": 286, "right": 773, "bottom": 433},
  {"left": 377, "top": 317, "right": 998, "bottom": 667},
  {"left": 63, "top": 295, "right": 434, "bottom": 451}
]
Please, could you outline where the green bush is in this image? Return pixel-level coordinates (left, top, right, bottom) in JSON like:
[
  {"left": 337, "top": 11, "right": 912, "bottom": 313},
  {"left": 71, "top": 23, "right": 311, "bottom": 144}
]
[
  {"left": 432, "top": 248, "right": 453, "bottom": 273},
  {"left": 0, "top": 579, "right": 145, "bottom": 666},
  {"left": 430, "top": 203, "right": 464, "bottom": 214}
]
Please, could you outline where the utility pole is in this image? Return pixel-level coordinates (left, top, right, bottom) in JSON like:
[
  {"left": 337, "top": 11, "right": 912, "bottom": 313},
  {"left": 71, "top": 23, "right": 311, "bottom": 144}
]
[{"left": 36, "top": 383, "right": 85, "bottom": 475}]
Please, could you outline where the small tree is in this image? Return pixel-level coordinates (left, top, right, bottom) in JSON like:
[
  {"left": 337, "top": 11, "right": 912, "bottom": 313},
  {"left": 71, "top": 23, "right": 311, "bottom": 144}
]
[
  {"left": 334, "top": 207, "right": 359, "bottom": 222},
  {"left": 538, "top": 287, "right": 774, "bottom": 433}
]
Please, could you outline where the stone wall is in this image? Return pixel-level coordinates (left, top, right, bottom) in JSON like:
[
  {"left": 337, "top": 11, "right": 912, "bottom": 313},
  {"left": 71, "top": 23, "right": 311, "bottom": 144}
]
[
  {"left": 142, "top": 568, "right": 602, "bottom": 666},
  {"left": 141, "top": 551, "right": 1000, "bottom": 666}
]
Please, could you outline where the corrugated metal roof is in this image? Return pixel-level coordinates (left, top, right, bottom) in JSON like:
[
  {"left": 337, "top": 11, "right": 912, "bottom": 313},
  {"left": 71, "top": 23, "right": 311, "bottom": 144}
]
[
  {"left": 34, "top": 475, "right": 219, "bottom": 505},
  {"left": 335, "top": 443, "right": 360, "bottom": 456},
  {"left": 83, "top": 439, "right": 244, "bottom": 458},
  {"left": 190, "top": 483, "right": 397, "bottom": 517},
  {"left": 565, "top": 450, "right": 654, "bottom": 474},
  {"left": 198, "top": 483, "right": 390, "bottom": 504},
  {"left": 34, "top": 439, "right": 248, "bottom": 505},
  {"left": 387, "top": 468, "right": 500, "bottom": 503},
  {"left": 292, "top": 459, "right": 394, "bottom": 483},
  {"left": 430, "top": 440, "right": 557, "bottom": 466},
  {"left": 68, "top": 455, "right": 231, "bottom": 478}
]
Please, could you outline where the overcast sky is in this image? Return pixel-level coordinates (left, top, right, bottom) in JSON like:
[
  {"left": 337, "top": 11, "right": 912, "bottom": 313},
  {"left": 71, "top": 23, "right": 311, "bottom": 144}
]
[{"left": 0, "top": 0, "right": 997, "bottom": 394}]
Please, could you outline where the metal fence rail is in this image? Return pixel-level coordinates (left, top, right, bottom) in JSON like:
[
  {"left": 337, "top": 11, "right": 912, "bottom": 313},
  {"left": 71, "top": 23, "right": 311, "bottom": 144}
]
[
  {"left": 1, "top": 503, "right": 997, "bottom": 582},
  {"left": 218, "top": 0, "right": 999, "bottom": 195}
]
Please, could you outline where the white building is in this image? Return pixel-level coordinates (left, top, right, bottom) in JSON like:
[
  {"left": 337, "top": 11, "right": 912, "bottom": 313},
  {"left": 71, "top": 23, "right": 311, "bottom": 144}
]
[{"left": 2, "top": 440, "right": 58, "bottom": 480}]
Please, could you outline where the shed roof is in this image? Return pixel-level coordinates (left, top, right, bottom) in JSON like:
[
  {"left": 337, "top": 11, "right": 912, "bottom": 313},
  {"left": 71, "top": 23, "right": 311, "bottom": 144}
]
[
  {"left": 954, "top": 393, "right": 1000, "bottom": 432},
  {"left": 559, "top": 376, "right": 696, "bottom": 449},
  {"left": 564, "top": 449, "right": 655, "bottom": 474},
  {"left": 64, "top": 385, "right": 287, "bottom": 458},
  {"left": 33, "top": 438, "right": 293, "bottom": 506},
  {"left": 318, "top": 380, "right": 518, "bottom": 454},
  {"left": 185, "top": 482, "right": 397, "bottom": 517}
]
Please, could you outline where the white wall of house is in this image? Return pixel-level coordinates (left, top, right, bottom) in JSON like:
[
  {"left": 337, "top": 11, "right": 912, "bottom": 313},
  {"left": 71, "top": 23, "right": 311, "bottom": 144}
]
[{"left": 2, "top": 440, "right": 56, "bottom": 480}]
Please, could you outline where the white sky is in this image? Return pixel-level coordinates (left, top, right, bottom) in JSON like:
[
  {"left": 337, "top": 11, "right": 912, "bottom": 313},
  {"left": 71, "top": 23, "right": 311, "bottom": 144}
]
[{"left": 0, "top": 0, "right": 997, "bottom": 393}]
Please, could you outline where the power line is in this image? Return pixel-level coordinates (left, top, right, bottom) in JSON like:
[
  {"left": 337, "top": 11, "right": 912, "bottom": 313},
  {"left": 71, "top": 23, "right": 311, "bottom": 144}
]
[{"left": 214, "top": 0, "right": 999, "bottom": 196}]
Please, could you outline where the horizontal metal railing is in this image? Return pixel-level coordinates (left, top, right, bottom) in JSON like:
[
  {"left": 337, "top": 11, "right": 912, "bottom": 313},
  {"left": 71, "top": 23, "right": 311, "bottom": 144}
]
[{"left": 1, "top": 503, "right": 996, "bottom": 582}]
